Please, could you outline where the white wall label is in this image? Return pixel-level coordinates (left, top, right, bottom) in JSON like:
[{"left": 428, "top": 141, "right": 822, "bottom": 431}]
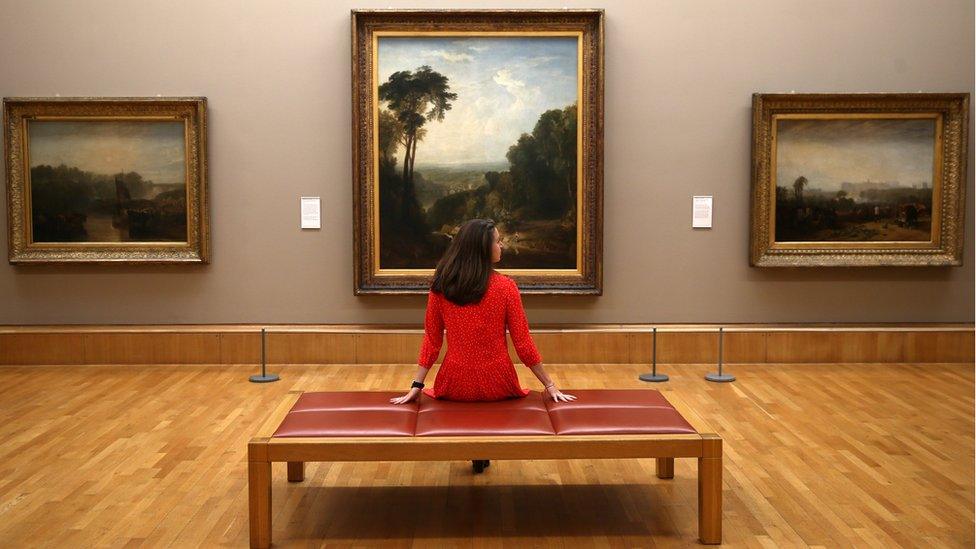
[
  {"left": 300, "top": 197, "right": 321, "bottom": 229},
  {"left": 692, "top": 195, "right": 712, "bottom": 228}
]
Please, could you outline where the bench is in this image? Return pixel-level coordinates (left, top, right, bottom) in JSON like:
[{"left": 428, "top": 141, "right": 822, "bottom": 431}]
[{"left": 248, "top": 389, "right": 722, "bottom": 547}]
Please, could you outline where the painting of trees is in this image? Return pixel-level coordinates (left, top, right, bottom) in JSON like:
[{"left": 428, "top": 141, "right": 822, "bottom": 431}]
[
  {"left": 792, "top": 175, "right": 807, "bottom": 205},
  {"left": 353, "top": 10, "right": 605, "bottom": 291},
  {"left": 377, "top": 66, "right": 458, "bottom": 266},
  {"left": 506, "top": 104, "right": 577, "bottom": 221},
  {"left": 772, "top": 120, "right": 938, "bottom": 243},
  {"left": 372, "top": 35, "right": 584, "bottom": 270},
  {"left": 379, "top": 65, "right": 457, "bottom": 220}
]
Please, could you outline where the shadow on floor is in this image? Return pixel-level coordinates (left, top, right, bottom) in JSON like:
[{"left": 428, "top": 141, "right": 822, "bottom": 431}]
[{"left": 277, "top": 481, "right": 696, "bottom": 539}]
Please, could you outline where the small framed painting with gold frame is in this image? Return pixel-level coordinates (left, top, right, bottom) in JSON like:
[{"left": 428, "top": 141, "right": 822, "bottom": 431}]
[
  {"left": 750, "top": 93, "right": 968, "bottom": 267},
  {"left": 4, "top": 97, "right": 209, "bottom": 264},
  {"left": 352, "top": 9, "right": 604, "bottom": 294}
]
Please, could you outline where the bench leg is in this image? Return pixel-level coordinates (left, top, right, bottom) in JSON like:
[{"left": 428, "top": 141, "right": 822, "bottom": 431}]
[
  {"left": 698, "top": 455, "right": 722, "bottom": 544},
  {"left": 655, "top": 457, "right": 674, "bottom": 479},
  {"left": 249, "top": 460, "right": 272, "bottom": 549},
  {"left": 287, "top": 461, "right": 305, "bottom": 482}
]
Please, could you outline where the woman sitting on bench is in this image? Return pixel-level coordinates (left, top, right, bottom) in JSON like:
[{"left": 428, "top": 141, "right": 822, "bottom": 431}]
[{"left": 390, "top": 218, "right": 577, "bottom": 472}]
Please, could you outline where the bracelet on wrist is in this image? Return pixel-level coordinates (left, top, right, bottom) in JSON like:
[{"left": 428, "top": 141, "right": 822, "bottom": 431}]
[{"left": 410, "top": 380, "right": 425, "bottom": 390}]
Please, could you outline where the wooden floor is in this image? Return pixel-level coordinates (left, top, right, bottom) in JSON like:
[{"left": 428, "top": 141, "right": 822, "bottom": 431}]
[{"left": 0, "top": 362, "right": 971, "bottom": 548}]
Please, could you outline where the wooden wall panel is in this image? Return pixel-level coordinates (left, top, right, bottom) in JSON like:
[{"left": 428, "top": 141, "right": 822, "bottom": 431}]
[
  {"left": 0, "top": 333, "right": 86, "bottom": 365},
  {"left": 219, "top": 333, "right": 260, "bottom": 364},
  {"left": 940, "top": 330, "right": 975, "bottom": 363},
  {"left": 0, "top": 325, "right": 971, "bottom": 365},
  {"left": 877, "top": 331, "right": 909, "bottom": 363},
  {"left": 723, "top": 332, "right": 767, "bottom": 364},
  {"left": 84, "top": 333, "right": 221, "bottom": 364},
  {"left": 528, "top": 332, "right": 640, "bottom": 364},
  {"left": 764, "top": 332, "right": 880, "bottom": 363},
  {"left": 903, "top": 330, "right": 975, "bottom": 363},
  {"left": 511, "top": 331, "right": 769, "bottom": 365},
  {"left": 355, "top": 333, "right": 425, "bottom": 364},
  {"left": 266, "top": 333, "right": 357, "bottom": 364},
  {"left": 84, "top": 333, "right": 157, "bottom": 364},
  {"left": 151, "top": 333, "right": 221, "bottom": 364},
  {"left": 658, "top": 332, "right": 719, "bottom": 364}
]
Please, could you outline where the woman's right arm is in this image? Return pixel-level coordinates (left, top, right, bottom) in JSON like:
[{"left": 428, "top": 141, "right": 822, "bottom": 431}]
[{"left": 528, "top": 362, "right": 576, "bottom": 402}]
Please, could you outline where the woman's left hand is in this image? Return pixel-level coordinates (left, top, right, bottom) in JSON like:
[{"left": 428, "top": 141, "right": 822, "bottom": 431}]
[{"left": 546, "top": 386, "right": 577, "bottom": 402}]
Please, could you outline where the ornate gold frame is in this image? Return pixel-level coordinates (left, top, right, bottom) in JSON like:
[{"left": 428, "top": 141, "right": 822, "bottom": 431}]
[
  {"left": 4, "top": 97, "right": 209, "bottom": 264},
  {"left": 352, "top": 9, "right": 604, "bottom": 294},
  {"left": 750, "top": 93, "right": 968, "bottom": 267}
]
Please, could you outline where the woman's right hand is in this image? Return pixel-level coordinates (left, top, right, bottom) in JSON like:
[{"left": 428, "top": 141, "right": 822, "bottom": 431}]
[
  {"left": 545, "top": 386, "right": 577, "bottom": 402},
  {"left": 390, "top": 387, "right": 421, "bottom": 404}
]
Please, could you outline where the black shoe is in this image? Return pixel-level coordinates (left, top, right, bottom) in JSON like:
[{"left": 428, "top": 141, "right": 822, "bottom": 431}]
[{"left": 472, "top": 459, "right": 488, "bottom": 473}]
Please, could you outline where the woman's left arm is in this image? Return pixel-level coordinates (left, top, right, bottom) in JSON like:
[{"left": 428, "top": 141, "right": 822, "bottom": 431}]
[
  {"left": 390, "top": 365, "right": 431, "bottom": 404},
  {"left": 417, "top": 290, "right": 444, "bottom": 368},
  {"left": 392, "top": 291, "right": 442, "bottom": 404}
]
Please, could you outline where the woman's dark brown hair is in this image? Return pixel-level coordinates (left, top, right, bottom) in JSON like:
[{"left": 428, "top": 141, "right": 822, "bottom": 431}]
[{"left": 431, "top": 218, "right": 496, "bottom": 305}]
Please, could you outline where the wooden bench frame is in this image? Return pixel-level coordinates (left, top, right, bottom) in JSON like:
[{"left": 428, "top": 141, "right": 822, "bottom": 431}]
[{"left": 248, "top": 391, "right": 723, "bottom": 547}]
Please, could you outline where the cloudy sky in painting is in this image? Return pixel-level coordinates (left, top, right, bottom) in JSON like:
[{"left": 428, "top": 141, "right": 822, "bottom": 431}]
[
  {"left": 28, "top": 120, "right": 185, "bottom": 184},
  {"left": 775, "top": 118, "right": 936, "bottom": 192},
  {"left": 378, "top": 36, "right": 578, "bottom": 166}
]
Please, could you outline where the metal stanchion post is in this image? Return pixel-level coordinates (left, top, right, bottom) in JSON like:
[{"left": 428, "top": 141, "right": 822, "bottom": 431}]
[
  {"left": 639, "top": 327, "right": 669, "bottom": 382},
  {"left": 249, "top": 327, "right": 280, "bottom": 383},
  {"left": 705, "top": 327, "right": 735, "bottom": 382}
]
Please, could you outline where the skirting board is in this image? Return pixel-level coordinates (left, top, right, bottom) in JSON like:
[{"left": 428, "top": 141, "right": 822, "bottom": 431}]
[{"left": 0, "top": 324, "right": 972, "bottom": 366}]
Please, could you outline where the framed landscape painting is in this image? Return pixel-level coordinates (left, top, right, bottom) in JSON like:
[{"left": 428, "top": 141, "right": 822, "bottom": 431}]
[
  {"left": 4, "top": 97, "right": 209, "bottom": 263},
  {"left": 352, "top": 9, "right": 604, "bottom": 294},
  {"left": 750, "top": 93, "right": 968, "bottom": 267}
]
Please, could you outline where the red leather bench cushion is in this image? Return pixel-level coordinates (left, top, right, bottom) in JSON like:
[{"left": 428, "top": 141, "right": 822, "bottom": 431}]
[
  {"left": 415, "top": 392, "right": 554, "bottom": 436},
  {"left": 274, "top": 410, "right": 416, "bottom": 437},
  {"left": 545, "top": 389, "right": 697, "bottom": 435},
  {"left": 272, "top": 389, "right": 696, "bottom": 437},
  {"left": 290, "top": 391, "right": 420, "bottom": 413},
  {"left": 274, "top": 391, "right": 416, "bottom": 437},
  {"left": 544, "top": 389, "right": 674, "bottom": 411}
]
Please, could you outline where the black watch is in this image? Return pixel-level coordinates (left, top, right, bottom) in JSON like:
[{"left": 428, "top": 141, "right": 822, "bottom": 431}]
[{"left": 411, "top": 380, "right": 425, "bottom": 389}]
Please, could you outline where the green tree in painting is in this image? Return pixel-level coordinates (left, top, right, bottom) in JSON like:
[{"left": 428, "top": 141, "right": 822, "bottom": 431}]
[
  {"left": 377, "top": 110, "right": 404, "bottom": 171},
  {"left": 793, "top": 175, "right": 807, "bottom": 205},
  {"left": 506, "top": 104, "right": 577, "bottom": 218},
  {"left": 531, "top": 105, "right": 577, "bottom": 214},
  {"left": 376, "top": 66, "right": 458, "bottom": 267},
  {"left": 379, "top": 65, "right": 457, "bottom": 221},
  {"left": 426, "top": 103, "right": 579, "bottom": 232}
]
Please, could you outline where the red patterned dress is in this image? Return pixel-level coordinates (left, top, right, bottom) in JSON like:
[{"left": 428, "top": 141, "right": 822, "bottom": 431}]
[{"left": 418, "top": 271, "right": 542, "bottom": 401}]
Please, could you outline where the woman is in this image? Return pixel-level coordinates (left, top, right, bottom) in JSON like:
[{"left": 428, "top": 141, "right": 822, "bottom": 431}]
[{"left": 390, "top": 218, "right": 576, "bottom": 471}]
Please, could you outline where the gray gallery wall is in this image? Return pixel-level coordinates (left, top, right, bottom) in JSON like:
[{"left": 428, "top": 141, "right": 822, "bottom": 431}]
[{"left": 0, "top": 0, "right": 973, "bottom": 325}]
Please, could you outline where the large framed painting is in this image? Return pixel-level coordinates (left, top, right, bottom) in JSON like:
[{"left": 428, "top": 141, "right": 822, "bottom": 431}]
[
  {"left": 4, "top": 97, "right": 209, "bottom": 263},
  {"left": 352, "top": 9, "right": 604, "bottom": 294},
  {"left": 750, "top": 93, "right": 968, "bottom": 267}
]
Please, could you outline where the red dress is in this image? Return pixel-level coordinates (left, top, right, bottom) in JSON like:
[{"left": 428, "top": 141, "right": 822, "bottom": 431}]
[{"left": 418, "top": 271, "right": 542, "bottom": 401}]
